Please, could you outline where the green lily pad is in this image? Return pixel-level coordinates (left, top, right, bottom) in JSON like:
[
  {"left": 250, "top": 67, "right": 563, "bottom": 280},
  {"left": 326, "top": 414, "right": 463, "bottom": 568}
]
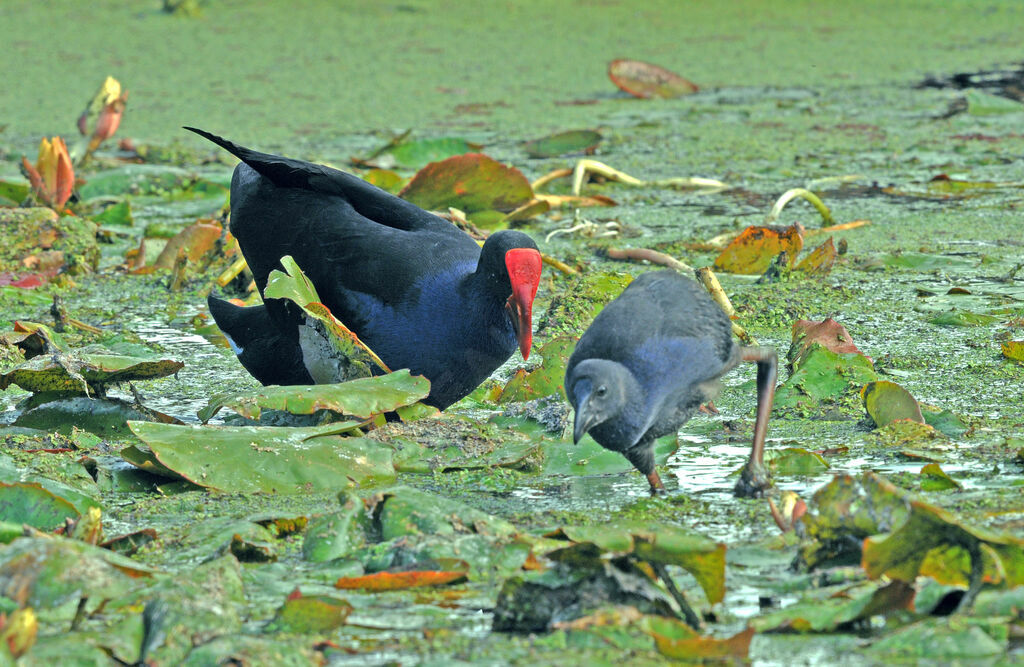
[
  {"left": 302, "top": 494, "right": 367, "bottom": 563},
  {"left": 541, "top": 433, "right": 678, "bottom": 477},
  {"left": 965, "top": 89, "right": 1024, "bottom": 116},
  {"left": 751, "top": 580, "right": 914, "bottom": 633},
  {"left": 928, "top": 311, "right": 999, "bottom": 327},
  {"left": 361, "top": 168, "right": 406, "bottom": 193},
  {"left": 608, "top": 59, "right": 698, "bottom": 99},
  {"left": 774, "top": 344, "right": 877, "bottom": 409},
  {"left": 126, "top": 421, "right": 395, "bottom": 494},
  {"left": 264, "top": 255, "right": 390, "bottom": 382},
  {"left": 919, "top": 463, "right": 962, "bottom": 491},
  {"left": 876, "top": 251, "right": 975, "bottom": 271},
  {"left": 0, "top": 352, "right": 183, "bottom": 394},
  {"left": 921, "top": 407, "right": 968, "bottom": 437},
  {"left": 499, "top": 337, "right": 574, "bottom": 403},
  {"left": 767, "top": 447, "right": 830, "bottom": 475},
  {"left": 89, "top": 200, "right": 133, "bottom": 226},
  {"left": 399, "top": 153, "right": 533, "bottom": 214},
  {"left": 523, "top": 130, "right": 602, "bottom": 158},
  {"left": 77, "top": 164, "right": 226, "bottom": 200},
  {"left": 641, "top": 616, "right": 754, "bottom": 661},
  {"left": 0, "top": 180, "right": 30, "bottom": 206},
  {"left": 0, "top": 536, "right": 155, "bottom": 609},
  {"left": 861, "top": 380, "right": 924, "bottom": 427},
  {"left": 1002, "top": 340, "right": 1024, "bottom": 362},
  {"left": 384, "top": 137, "right": 481, "bottom": 170},
  {"left": 0, "top": 481, "right": 80, "bottom": 531},
  {"left": 373, "top": 486, "right": 516, "bottom": 540},
  {"left": 264, "top": 592, "right": 353, "bottom": 634},
  {"left": 863, "top": 497, "right": 1024, "bottom": 588},
  {"left": 867, "top": 617, "right": 1005, "bottom": 658},
  {"left": 199, "top": 369, "right": 429, "bottom": 422}
]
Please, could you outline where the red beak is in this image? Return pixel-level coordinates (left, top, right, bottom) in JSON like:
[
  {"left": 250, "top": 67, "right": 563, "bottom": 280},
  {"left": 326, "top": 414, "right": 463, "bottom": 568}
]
[{"left": 504, "top": 247, "right": 542, "bottom": 360}]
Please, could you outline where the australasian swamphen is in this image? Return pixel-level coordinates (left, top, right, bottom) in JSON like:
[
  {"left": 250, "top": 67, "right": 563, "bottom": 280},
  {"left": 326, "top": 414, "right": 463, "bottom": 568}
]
[
  {"left": 564, "top": 270, "right": 777, "bottom": 498},
  {"left": 186, "top": 127, "right": 543, "bottom": 410}
]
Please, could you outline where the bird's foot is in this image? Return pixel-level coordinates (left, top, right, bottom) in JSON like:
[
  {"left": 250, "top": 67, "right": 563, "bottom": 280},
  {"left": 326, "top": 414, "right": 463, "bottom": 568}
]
[
  {"left": 734, "top": 462, "right": 771, "bottom": 498},
  {"left": 647, "top": 470, "right": 666, "bottom": 495}
]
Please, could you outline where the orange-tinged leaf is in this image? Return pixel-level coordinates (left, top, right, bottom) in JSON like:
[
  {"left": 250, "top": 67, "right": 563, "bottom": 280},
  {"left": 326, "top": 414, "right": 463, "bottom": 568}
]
[
  {"left": 788, "top": 317, "right": 865, "bottom": 370},
  {"left": 153, "top": 220, "right": 222, "bottom": 269},
  {"left": 334, "top": 559, "right": 469, "bottom": 591},
  {"left": 608, "top": 59, "right": 699, "bottom": 99},
  {"left": 399, "top": 153, "right": 533, "bottom": 213},
  {"left": 713, "top": 224, "right": 804, "bottom": 274},
  {"left": 796, "top": 236, "right": 838, "bottom": 275},
  {"left": 1002, "top": 340, "right": 1024, "bottom": 363}
]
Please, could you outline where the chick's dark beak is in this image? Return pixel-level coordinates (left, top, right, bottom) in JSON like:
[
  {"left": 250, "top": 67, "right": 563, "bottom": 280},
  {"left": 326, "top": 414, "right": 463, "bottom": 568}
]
[{"left": 573, "top": 398, "right": 600, "bottom": 444}]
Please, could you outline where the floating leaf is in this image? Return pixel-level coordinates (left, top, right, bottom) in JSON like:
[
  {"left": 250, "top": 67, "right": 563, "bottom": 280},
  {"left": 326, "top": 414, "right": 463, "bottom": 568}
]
[
  {"left": 965, "top": 89, "right": 1024, "bottom": 115},
  {"left": 862, "top": 497, "right": 1024, "bottom": 588},
  {"left": 334, "top": 558, "right": 469, "bottom": 591},
  {"left": 264, "top": 255, "right": 390, "bottom": 381},
  {"left": 374, "top": 487, "right": 515, "bottom": 539},
  {"left": 0, "top": 536, "right": 154, "bottom": 609},
  {"left": 89, "top": 200, "right": 133, "bottom": 226},
  {"left": 922, "top": 407, "right": 968, "bottom": 437},
  {"left": 767, "top": 447, "right": 830, "bottom": 475},
  {"left": 788, "top": 318, "right": 865, "bottom": 370},
  {"left": 399, "top": 154, "right": 533, "bottom": 214},
  {"left": 541, "top": 433, "right": 678, "bottom": 477},
  {"left": 0, "top": 180, "right": 30, "bottom": 206},
  {"left": 867, "top": 617, "right": 1006, "bottom": 659},
  {"left": 928, "top": 311, "right": 999, "bottom": 327},
  {"left": 498, "top": 337, "right": 574, "bottom": 403},
  {"left": 0, "top": 482, "right": 79, "bottom": 531},
  {"left": 774, "top": 344, "right": 877, "bottom": 409},
  {"left": 152, "top": 220, "right": 222, "bottom": 269},
  {"left": 198, "top": 369, "right": 429, "bottom": 422},
  {"left": 608, "top": 59, "right": 698, "bottom": 99},
  {"left": 361, "top": 169, "right": 405, "bottom": 193},
  {"left": 795, "top": 236, "right": 838, "bottom": 275},
  {"left": 751, "top": 581, "right": 915, "bottom": 633},
  {"left": 1001, "top": 340, "right": 1024, "bottom": 362},
  {"left": 861, "top": 380, "right": 925, "bottom": 427},
  {"left": 0, "top": 353, "right": 183, "bottom": 393},
  {"left": 920, "top": 463, "right": 962, "bottom": 491},
  {"left": 302, "top": 496, "right": 366, "bottom": 563},
  {"left": 875, "top": 251, "right": 975, "bottom": 270},
  {"left": 641, "top": 616, "right": 754, "bottom": 660},
  {"left": 523, "top": 130, "right": 602, "bottom": 158},
  {"left": 264, "top": 593, "right": 353, "bottom": 634},
  {"left": 385, "top": 137, "right": 481, "bottom": 170},
  {"left": 126, "top": 421, "right": 395, "bottom": 494},
  {"left": 713, "top": 225, "right": 804, "bottom": 274}
]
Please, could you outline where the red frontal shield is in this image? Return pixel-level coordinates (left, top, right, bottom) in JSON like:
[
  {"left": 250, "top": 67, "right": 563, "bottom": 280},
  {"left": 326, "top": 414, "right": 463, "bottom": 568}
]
[{"left": 504, "top": 248, "right": 542, "bottom": 359}]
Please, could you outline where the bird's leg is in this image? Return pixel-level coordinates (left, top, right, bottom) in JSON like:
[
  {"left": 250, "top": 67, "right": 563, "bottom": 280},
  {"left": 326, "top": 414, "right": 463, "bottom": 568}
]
[
  {"left": 647, "top": 470, "right": 665, "bottom": 495},
  {"left": 735, "top": 346, "right": 777, "bottom": 498}
]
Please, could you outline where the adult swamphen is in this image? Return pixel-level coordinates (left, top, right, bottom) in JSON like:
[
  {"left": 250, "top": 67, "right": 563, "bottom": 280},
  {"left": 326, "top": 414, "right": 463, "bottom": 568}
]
[
  {"left": 186, "top": 128, "right": 543, "bottom": 410},
  {"left": 564, "top": 270, "right": 777, "bottom": 497}
]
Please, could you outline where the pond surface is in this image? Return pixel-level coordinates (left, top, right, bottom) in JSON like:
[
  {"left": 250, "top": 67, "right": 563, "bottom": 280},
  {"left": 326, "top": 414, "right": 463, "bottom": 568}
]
[{"left": 1, "top": 1, "right": 1023, "bottom": 664}]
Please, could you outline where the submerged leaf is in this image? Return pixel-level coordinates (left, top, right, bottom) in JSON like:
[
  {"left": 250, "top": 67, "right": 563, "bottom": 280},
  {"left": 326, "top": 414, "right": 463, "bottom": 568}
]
[
  {"left": 523, "top": 130, "right": 602, "bottom": 158},
  {"left": 265, "top": 593, "right": 353, "bottom": 633}
]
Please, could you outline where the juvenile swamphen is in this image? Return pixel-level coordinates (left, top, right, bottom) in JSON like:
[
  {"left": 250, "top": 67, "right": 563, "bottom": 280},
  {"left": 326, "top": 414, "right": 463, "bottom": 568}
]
[
  {"left": 564, "top": 270, "right": 777, "bottom": 497},
  {"left": 186, "top": 127, "right": 543, "bottom": 410}
]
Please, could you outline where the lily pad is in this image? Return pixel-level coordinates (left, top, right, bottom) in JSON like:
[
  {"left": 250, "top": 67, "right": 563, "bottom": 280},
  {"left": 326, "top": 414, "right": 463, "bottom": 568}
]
[
  {"left": 399, "top": 153, "right": 534, "bottom": 214},
  {"left": 751, "top": 580, "right": 915, "bottom": 633},
  {"left": 767, "top": 447, "right": 830, "bottom": 476},
  {"left": 965, "top": 88, "right": 1024, "bottom": 115},
  {"left": 198, "top": 369, "right": 430, "bottom": 422},
  {"left": 373, "top": 487, "right": 515, "bottom": 539},
  {"left": 264, "top": 592, "right": 353, "bottom": 634},
  {"left": 867, "top": 617, "right": 1006, "bottom": 658},
  {"left": 928, "top": 310, "right": 999, "bottom": 327},
  {"left": 608, "top": 59, "right": 698, "bottom": 99},
  {"left": 795, "top": 236, "right": 837, "bottom": 275},
  {"left": 523, "top": 130, "right": 602, "bottom": 158},
  {"left": 1002, "top": 340, "right": 1024, "bottom": 362},
  {"left": 788, "top": 318, "right": 865, "bottom": 370},
  {"left": 541, "top": 433, "right": 678, "bottom": 477},
  {"left": 377, "top": 137, "right": 482, "bottom": 170},
  {"left": 713, "top": 225, "right": 804, "bottom": 274},
  {"left": 126, "top": 421, "right": 395, "bottom": 494},
  {"left": 0, "top": 481, "right": 79, "bottom": 531},
  {"left": 774, "top": 344, "right": 877, "bottom": 409},
  {"left": 919, "top": 463, "right": 962, "bottom": 491},
  {"left": 0, "top": 352, "right": 183, "bottom": 394},
  {"left": 641, "top": 616, "right": 754, "bottom": 660},
  {"left": 0, "top": 536, "right": 155, "bottom": 609},
  {"left": 89, "top": 200, "right": 133, "bottom": 226},
  {"left": 152, "top": 220, "right": 222, "bottom": 269},
  {"left": 861, "top": 380, "right": 925, "bottom": 427},
  {"left": 302, "top": 494, "right": 367, "bottom": 563},
  {"left": 875, "top": 251, "right": 975, "bottom": 271}
]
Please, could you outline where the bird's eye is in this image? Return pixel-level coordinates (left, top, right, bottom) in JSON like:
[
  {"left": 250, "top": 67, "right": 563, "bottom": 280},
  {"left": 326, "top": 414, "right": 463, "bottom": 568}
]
[{"left": 596, "top": 385, "right": 607, "bottom": 397}]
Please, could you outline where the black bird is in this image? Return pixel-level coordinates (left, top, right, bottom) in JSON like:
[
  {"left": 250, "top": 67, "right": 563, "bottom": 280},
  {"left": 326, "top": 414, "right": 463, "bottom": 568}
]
[
  {"left": 564, "top": 270, "right": 777, "bottom": 497},
  {"left": 186, "top": 127, "right": 543, "bottom": 410}
]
